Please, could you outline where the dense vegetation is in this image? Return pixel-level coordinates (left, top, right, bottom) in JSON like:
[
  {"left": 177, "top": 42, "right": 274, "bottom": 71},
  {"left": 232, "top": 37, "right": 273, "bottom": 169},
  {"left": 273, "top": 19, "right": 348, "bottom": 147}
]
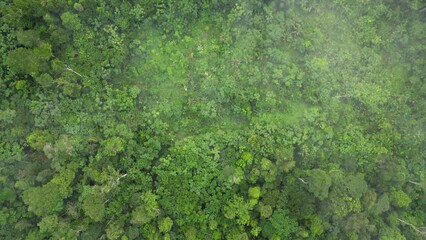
[{"left": 1, "top": 0, "right": 425, "bottom": 239}]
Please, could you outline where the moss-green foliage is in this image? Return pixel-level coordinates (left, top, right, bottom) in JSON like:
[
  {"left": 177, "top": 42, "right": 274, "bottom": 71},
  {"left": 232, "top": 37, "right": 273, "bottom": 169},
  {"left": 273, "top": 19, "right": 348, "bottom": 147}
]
[
  {"left": 262, "top": 209, "right": 297, "bottom": 239},
  {"left": 82, "top": 191, "right": 105, "bottom": 222},
  {"left": 158, "top": 217, "right": 173, "bottom": 233},
  {"left": 0, "top": 0, "right": 425, "bottom": 239},
  {"left": 23, "top": 182, "right": 65, "bottom": 216},
  {"left": 307, "top": 169, "right": 332, "bottom": 200},
  {"left": 390, "top": 189, "right": 412, "bottom": 208}
]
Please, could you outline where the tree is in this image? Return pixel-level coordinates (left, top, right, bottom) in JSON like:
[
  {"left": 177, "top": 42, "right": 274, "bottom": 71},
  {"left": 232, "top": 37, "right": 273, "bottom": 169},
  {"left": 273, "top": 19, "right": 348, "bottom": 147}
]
[
  {"left": 345, "top": 174, "right": 368, "bottom": 199},
  {"left": 258, "top": 203, "right": 273, "bottom": 219},
  {"left": 0, "top": 1, "right": 424, "bottom": 239},
  {"left": 261, "top": 209, "right": 297, "bottom": 239},
  {"left": 6, "top": 42, "right": 52, "bottom": 78},
  {"left": 82, "top": 190, "right": 105, "bottom": 222},
  {"left": 158, "top": 217, "right": 173, "bottom": 233},
  {"left": 26, "top": 130, "right": 53, "bottom": 152},
  {"left": 223, "top": 196, "right": 252, "bottom": 226},
  {"left": 0, "top": 188, "right": 16, "bottom": 204},
  {"left": 22, "top": 169, "right": 74, "bottom": 218},
  {"left": 308, "top": 215, "right": 326, "bottom": 237},
  {"left": 274, "top": 148, "right": 296, "bottom": 173},
  {"left": 106, "top": 220, "right": 124, "bottom": 240},
  {"left": 37, "top": 215, "right": 58, "bottom": 233},
  {"left": 248, "top": 186, "right": 261, "bottom": 199},
  {"left": 344, "top": 213, "right": 376, "bottom": 239},
  {"left": 390, "top": 189, "right": 411, "bottom": 208},
  {"left": 260, "top": 158, "right": 277, "bottom": 183},
  {"left": 35, "top": 73, "right": 54, "bottom": 88},
  {"left": 374, "top": 194, "right": 390, "bottom": 215},
  {"left": 130, "top": 192, "right": 159, "bottom": 225},
  {"left": 23, "top": 183, "right": 65, "bottom": 216},
  {"left": 306, "top": 169, "right": 332, "bottom": 200},
  {"left": 60, "top": 12, "right": 81, "bottom": 31},
  {"left": 6, "top": 48, "right": 40, "bottom": 76},
  {"left": 0, "top": 109, "right": 16, "bottom": 124},
  {"left": 101, "top": 137, "right": 125, "bottom": 157},
  {"left": 378, "top": 226, "right": 406, "bottom": 240},
  {"left": 16, "top": 29, "right": 40, "bottom": 47}
]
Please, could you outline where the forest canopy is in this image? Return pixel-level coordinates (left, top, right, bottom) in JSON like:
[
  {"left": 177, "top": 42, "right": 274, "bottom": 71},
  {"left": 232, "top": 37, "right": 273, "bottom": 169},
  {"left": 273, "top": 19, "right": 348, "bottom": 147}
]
[{"left": 0, "top": 0, "right": 425, "bottom": 239}]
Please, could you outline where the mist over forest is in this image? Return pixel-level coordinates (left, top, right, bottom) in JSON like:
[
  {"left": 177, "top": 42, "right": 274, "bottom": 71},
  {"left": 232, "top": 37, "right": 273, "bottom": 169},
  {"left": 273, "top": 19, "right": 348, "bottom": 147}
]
[{"left": 0, "top": 0, "right": 425, "bottom": 239}]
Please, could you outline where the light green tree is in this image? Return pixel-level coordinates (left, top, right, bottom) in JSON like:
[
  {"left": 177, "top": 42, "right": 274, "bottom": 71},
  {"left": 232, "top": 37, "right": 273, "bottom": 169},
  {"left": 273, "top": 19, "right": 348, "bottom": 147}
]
[
  {"left": 131, "top": 192, "right": 159, "bottom": 225},
  {"left": 262, "top": 209, "right": 297, "bottom": 239},
  {"left": 23, "top": 170, "right": 74, "bottom": 216},
  {"left": 82, "top": 191, "right": 105, "bottom": 222},
  {"left": 60, "top": 12, "right": 81, "bottom": 31},
  {"left": 23, "top": 183, "right": 64, "bottom": 216},
  {"left": 38, "top": 215, "right": 58, "bottom": 233},
  {"left": 223, "top": 196, "right": 252, "bottom": 225},
  {"left": 159, "top": 217, "right": 173, "bottom": 233},
  {"left": 390, "top": 189, "right": 411, "bottom": 208}
]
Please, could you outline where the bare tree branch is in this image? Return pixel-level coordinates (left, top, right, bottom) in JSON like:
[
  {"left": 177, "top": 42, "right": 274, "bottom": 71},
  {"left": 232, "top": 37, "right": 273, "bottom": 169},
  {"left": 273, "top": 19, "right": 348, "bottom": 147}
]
[
  {"left": 298, "top": 177, "right": 308, "bottom": 184},
  {"left": 65, "top": 65, "right": 84, "bottom": 78},
  {"left": 398, "top": 218, "right": 426, "bottom": 236},
  {"left": 409, "top": 180, "right": 421, "bottom": 185}
]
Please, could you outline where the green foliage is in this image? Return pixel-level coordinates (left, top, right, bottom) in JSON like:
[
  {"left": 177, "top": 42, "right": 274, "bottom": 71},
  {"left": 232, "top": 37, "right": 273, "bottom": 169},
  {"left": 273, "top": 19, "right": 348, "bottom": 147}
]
[
  {"left": 343, "top": 213, "right": 376, "bottom": 239},
  {"left": 0, "top": 109, "right": 16, "bottom": 124},
  {"left": 259, "top": 204, "right": 273, "bottom": 219},
  {"left": 274, "top": 148, "right": 296, "bottom": 173},
  {"left": 0, "top": 188, "right": 16, "bottom": 203},
  {"left": 0, "top": 1, "right": 424, "bottom": 239},
  {"left": 6, "top": 48, "right": 40, "bottom": 76},
  {"left": 22, "top": 168, "right": 75, "bottom": 217},
  {"left": 37, "top": 215, "right": 58, "bottom": 233},
  {"left": 374, "top": 194, "right": 390, "bottom": 215},
  {"left": 185, "top": 227, "right": 198, "bottom": 240},
  {"left": 60, "top": 12, "right": 81, "bottom": 31},
  {"left": 345, "top": 174, "right": 368, "bottom": 199},
  {"left": 248, "top": 186, "right": 261, "bottom": 199},
  {"left": 130, "top": 192, "right": 159, "bottom": 225},
  {"left": 16, "top": 29, "right": 40, "bottom": 47},
  {"left": 309, "top": 215, "right": 326, "bottom": 237},
  {"left": 106, "top": 220, "right": 124, "bottom": 240},
  {"left": 223, "top": 196, "right": 252, "bottom": 225},
  {"left": 158, "top": 217, "right": 173, "bottom": 233},
  {"left": 379, "top": 226, "right": 406, "bottom": 240},
  {"left": 5, "top": 42, "right": 52, "bottom": 78},
  {"left": 23, "top": 183, "right": 65, "bottom": 216},
  {"left": 82, "top": 190, "right": 105, "bottom": 222},
  {"left": 73, "top": 3, "right": 84, "bottom": 12},
  {"left": 307, "top": 169, "right": 332, "bottom": 200},
  {"left": 262, "top": 209, "right": 298, "bottom": 239},
  {"left": 101, "top": 136, "right": 125, "bottom": 156},
  {"left": 35, "top": 73, "right": 54, "bottom": 88},
  {"left": 390, "top": 189, "right": 412, "bottom": 208}
]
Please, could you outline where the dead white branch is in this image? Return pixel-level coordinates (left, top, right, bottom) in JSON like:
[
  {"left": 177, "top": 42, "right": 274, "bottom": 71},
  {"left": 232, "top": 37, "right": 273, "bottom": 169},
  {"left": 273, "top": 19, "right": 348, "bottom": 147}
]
[
  {"left": 408, "top": 180, "right": 421, "bottom": 185},
  {"left": 65, "top": 65, "right": 84, "bottom": 78},
  {"left": 298, "top": 177, "right": 308, "bottom": 184},
  {"left": 397, "top": 218, "right": 426, "bottom": 235}
]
